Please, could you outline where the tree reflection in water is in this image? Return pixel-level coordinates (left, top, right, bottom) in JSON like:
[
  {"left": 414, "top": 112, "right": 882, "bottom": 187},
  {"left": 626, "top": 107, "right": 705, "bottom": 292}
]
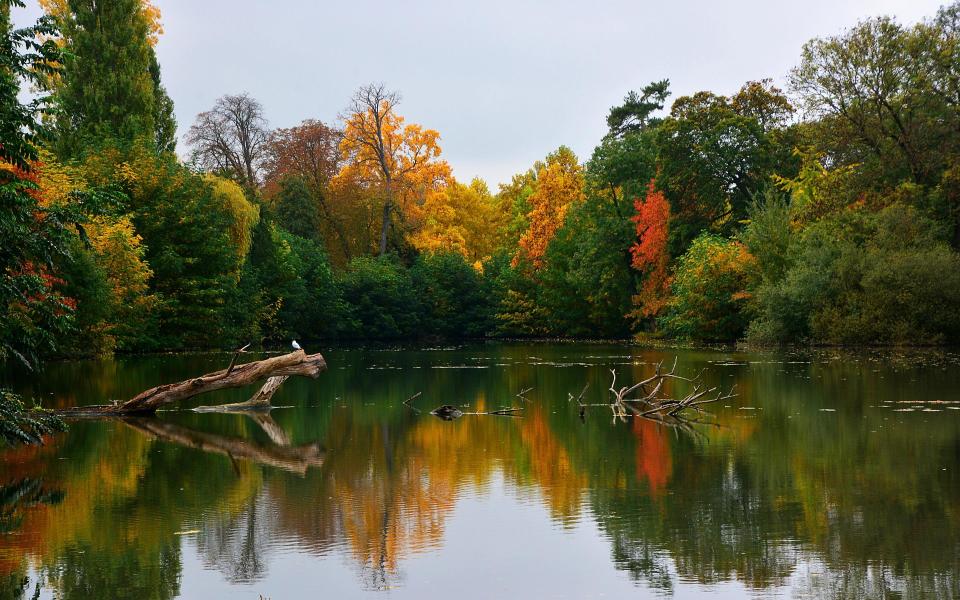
[{"left": 0, "top": 346, "right": 958, "bottom": 598}]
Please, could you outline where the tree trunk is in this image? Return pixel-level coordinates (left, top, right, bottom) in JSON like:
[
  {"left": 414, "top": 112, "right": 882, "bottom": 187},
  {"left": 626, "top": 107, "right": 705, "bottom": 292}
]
[
  {"left": 379, "top": 200, "right": 391, "bottom": 256},
  {"left": 379, "top": 179, "right": 393, "bottom": 256}
]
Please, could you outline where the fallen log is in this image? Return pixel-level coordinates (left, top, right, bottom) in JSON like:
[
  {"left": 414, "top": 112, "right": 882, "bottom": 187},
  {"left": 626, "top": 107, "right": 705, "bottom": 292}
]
[{"left": 60, "top": 350, "right": 325, "bottom": 416}]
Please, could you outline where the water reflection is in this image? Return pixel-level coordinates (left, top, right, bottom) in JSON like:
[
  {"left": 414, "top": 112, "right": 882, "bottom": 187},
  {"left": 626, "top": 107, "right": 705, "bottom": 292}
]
[{"left": 0, "top": 345, "right": 958, "bottom": 598}]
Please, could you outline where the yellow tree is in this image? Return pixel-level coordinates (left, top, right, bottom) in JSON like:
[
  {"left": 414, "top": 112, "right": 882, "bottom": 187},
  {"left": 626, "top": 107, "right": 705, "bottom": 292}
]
[
  {"left": 337, "top": 84, "right": 451, "bottom": 255},
  {"left": 514, "top": 146, "right": 584, "bottom": 270},
  {"left": 409, "top": 178, "right": 505, "bottom": 263}
]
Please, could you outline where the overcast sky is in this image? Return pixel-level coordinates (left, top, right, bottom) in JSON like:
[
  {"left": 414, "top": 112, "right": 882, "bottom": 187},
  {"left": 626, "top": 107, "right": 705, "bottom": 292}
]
[{"left": 12, "top": 0, "right": 948, "bottom": 187}]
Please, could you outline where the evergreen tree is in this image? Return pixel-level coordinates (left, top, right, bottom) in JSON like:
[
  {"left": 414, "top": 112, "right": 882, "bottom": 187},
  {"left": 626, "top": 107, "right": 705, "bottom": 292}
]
[{"left": 52, "top": 0, "right": 162, "bottom": 156}]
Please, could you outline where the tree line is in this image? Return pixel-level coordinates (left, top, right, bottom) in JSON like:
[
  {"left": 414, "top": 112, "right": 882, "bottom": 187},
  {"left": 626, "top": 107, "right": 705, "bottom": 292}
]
[{"left": 4, "top": 0, "right": 960, "bottom": 370}]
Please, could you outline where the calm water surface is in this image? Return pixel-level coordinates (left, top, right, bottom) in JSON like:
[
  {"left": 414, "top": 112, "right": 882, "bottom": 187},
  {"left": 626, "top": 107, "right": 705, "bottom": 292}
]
[{"left": 1, "top": 343, "right": 959, "bottom": 599}]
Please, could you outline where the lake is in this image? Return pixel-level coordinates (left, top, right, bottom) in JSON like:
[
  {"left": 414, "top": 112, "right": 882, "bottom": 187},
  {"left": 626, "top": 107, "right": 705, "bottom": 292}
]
[{"left": 1, "top": 343, "right": 959, "bottom": 599}]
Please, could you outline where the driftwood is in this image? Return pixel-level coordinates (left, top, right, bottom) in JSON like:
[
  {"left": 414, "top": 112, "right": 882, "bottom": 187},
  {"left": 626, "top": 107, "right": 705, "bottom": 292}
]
[
  {"left": 570, "top": 359, "right": 734, "bottom": 427},
  {"left": 123, "top": 417, "right": 324, "bottom": 475},
  {"left": 194, "top": 376, "right": 289, "bottom": 413},
  {"left": 60, "top": 350, "right": 325, "bottom": 416}
]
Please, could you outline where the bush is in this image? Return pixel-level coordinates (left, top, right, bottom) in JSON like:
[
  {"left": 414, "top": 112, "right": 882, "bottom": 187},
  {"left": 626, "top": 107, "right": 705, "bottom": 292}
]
[
  {"left": 660, "top": 234, "right": 759, "bottom": 341},
  {"left": 0, "top": 389, "right": 66, "bottom": 448},
  {"left": 746, "top": 203, "right": 960, "bottom": 344},
  {"left": 411, "top": 252, "right": 493, "bottom": 337},
  {"left": 339, "top": 257, "right": 421, "bottom": 338}
]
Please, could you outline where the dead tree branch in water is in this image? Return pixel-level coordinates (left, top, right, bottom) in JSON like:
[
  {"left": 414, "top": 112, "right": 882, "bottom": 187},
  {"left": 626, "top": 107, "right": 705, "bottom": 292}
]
[{"left": 570, "top": 359, "right": 734, "bottom": 425}]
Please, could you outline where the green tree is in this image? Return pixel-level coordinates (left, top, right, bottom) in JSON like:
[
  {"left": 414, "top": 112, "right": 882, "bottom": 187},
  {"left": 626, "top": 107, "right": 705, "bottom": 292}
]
[
  {"left": 411, "top": 252, "right": 492, "bottom": 338},
  {"left": 0, "top": 1, "right": 113, "bottom": 366},
  {"left": 51, "top": 0, "right": 167, "bottom": 156},
  {"left": 747, "top": 203, "right": 960, "bottom": 344},
  {"left": 790, "top": 17, "right": 945, "bottom": 188},
  {"left": 656, "top": 82, "right": 796, "bottom": 255},
  {"left": 271, "top": 176, "right": 324, "bottom": 244},
  {"left": 339, "top": 257, "right": 421, "bottom": 339}
]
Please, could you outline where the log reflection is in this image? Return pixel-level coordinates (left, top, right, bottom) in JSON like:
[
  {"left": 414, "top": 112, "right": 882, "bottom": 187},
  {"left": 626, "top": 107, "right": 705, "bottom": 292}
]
[{"left": 122, "top": 416, "right": 324, "bottom": 475}]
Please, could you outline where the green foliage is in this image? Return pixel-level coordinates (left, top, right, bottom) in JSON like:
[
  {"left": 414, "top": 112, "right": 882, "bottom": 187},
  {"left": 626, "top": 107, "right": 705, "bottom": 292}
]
[
  {"left": 119, "top": 151, "right": 239, "bottom": 349},
  {"left": 411, "top": 252, "right": 492, "bottom": 338},
  {"left": 747, "top": 204, "right": 960, "bottom": 345},
  {"left": 271, "top": 176, "right": 324, "bottom": 244},
  {"left": 740, "top": 189, "right": 793, "bottom": 284},
  {"left": 537, "top": 192, "right": 636, "bottom": 337},
  {"left": 52, "top": 0, "right": 162, "bottom": 156},
  {"left": 585, "top": 129, "right": 657, "bottom": 202},
  {"left": 0, "top": 0, "right": 60, "bottom": 171},
  {"left": 0, "top": 388, "right": 65, "bottom": 447},
  {"left": 56, "top": 236, "right": 115, "bottom": 356},
  {"left": 605, "top": 79, "right": 670, "bottom": 138},
  {"left": 237, "top": 219, "right": 344, "bottom": 342},
  {"left": 1, "top": 3, "right": 117, "bottom": 367},
  {"left": 660, "top": 234, "right": 759, "bottom": 341},
  {"left": 339, "top": 257, "right": 421, "bottom": 339},
  {"left": 149, "top": 53, "right": 177, "bottom": 154},
  {"left": 656, "top": 82, "right": 797, "bottom": 255}
]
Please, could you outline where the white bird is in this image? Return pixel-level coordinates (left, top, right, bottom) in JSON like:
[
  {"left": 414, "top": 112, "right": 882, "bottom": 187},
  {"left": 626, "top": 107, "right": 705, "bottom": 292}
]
[{"left": 292, "top": 340, "right": 302, "bottom": 351}]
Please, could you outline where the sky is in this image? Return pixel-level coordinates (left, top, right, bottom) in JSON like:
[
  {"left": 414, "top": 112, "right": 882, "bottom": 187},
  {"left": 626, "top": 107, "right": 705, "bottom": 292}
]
[{"left": 12, "top": 0, "right": 948, "bottom": 188}]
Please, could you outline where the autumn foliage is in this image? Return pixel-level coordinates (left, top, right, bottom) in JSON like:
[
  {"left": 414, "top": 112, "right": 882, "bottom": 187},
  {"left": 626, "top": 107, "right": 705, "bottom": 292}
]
[
  {"left": 514, "top": 147, "right": 583, "bottom": 270},
  {"left": 630, "top": 180, "right": 672, "bottom": 319}
]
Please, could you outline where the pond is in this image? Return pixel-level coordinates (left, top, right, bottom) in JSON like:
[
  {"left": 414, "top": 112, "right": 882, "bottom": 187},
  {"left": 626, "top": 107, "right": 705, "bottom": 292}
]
[{"left": 1, "top": 343, "right": 959, "bottom": 599}]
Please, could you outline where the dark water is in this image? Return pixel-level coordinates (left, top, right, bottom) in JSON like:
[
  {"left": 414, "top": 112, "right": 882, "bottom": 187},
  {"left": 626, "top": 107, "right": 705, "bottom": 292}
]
[{"left": 1, "top": 343, "right": 959, "bottom": 599}]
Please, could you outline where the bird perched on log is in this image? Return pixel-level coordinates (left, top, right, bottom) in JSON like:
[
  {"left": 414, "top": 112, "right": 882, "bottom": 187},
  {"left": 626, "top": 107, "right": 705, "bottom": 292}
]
[{"left": 292, "top": 340, "right": 302, "bottom": 351}]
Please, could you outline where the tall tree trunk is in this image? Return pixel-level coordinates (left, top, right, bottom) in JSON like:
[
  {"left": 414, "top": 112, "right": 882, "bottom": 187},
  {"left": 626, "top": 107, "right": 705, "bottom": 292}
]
[{"left": 379, "top": 181, "right": 393, "bottom": 256}]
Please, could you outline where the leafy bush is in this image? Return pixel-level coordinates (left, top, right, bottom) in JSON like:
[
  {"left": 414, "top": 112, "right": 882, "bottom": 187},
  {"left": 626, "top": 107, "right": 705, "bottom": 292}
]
[
  {"left": 0, "top": 389, "right": 65, "bottom": 448},
  {"left": 339, "top": 257, "right": 421, "bottom": 338},
  {"left": 747, "top": 203, "right": 960, "bottom": 344},
  {"left": 660, "top": 234, "right": 759, "bottom": 341},
  {"left": 411, "top": 251, "right": 493, "bottom": 337}
]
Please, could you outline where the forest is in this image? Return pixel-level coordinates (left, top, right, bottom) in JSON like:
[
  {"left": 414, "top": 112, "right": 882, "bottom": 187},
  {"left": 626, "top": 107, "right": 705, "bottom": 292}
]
[{"left": 4, "top": 0, "right": 960, "bottom": 370}]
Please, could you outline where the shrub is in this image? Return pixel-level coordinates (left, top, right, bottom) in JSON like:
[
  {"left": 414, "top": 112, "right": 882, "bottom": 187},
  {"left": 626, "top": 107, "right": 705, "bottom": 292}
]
[{"left": 660, "top": 234, "right": 759, "bottom": 341}]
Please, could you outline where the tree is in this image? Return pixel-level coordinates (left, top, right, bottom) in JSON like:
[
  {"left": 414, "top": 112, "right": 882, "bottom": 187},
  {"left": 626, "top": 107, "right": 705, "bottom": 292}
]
[
  {"left": 656, "top": 83, "right": 794, "bottom": 254},
  {"left": 263, "top": 120, "right": 351, "bottom": 259},
  {"left": 606, "top": 79, "right": 670, "bottom": 138},
  {"left": 339, "top": 256, "right": 421, "bottom": 338},
  {"left": 205, "top": 175, "right": 259, "bottom": 261},
  {"left": 186, "top": 93, "right": 269, "bottom": 191},
  {"left": 46, "top": 0, "right": 165, "bottom": 157},
  {"left": 150, "top": 53, "right": 176, "bottom": 154},
  {"left": 411, "top": 252, "right": 493, "bottom": 337},
  {"left": 790, "top": 17, "right": 943, "bottom": 187},
  {"left": 408, "top": 178, "right": 504, "bottom": 263},
  {"left": 1, "top": 0, "right": 95, "bottom": 366},
  {"left": 630, "top": 181, "right": 672, "bottom": 321},
  {"left": 514, "top": 146, "right": 583, "bottom": 270},
  {"left": 337, "top": 83, "right": 451, "bottom": 256},
  {"left": 269, "top": 176, "right": 322, "bottom": 245}
]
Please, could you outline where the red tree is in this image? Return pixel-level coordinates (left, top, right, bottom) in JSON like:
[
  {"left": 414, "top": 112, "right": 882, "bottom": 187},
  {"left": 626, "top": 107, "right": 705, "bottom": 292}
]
[{"left": 630, "top": 180, "right": 671, "bottom": 319}]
